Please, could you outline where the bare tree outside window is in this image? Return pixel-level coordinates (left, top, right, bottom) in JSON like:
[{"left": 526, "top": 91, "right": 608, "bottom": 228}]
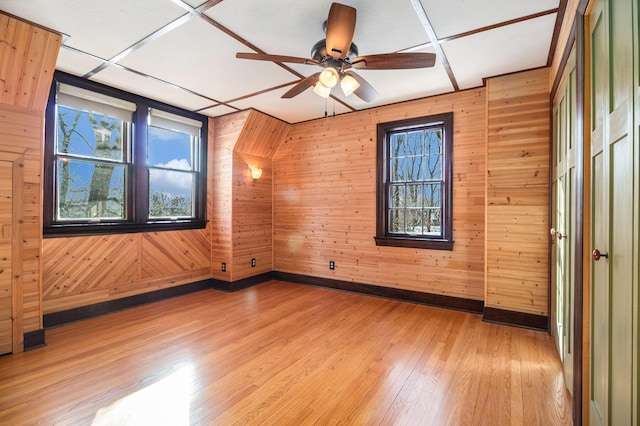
[{"left": 56, "top": 107, "right": 126, "bottom": 220}]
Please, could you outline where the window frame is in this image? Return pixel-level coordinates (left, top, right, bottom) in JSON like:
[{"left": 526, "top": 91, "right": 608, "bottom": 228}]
[
  {"left": 375, "top": 112, "right": 454, "bottom": 250},
  {"left": 44, "top": 71, "right": 208, "bottom": 237}
]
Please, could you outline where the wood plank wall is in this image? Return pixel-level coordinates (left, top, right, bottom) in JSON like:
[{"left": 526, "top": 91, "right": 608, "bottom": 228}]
[
  {"left": 273, "top": 89, "right": 487, "bottom": 300},
  {"left": 212, "top": 109, "right": 288, "bottom": 281},
  {"left": 485, "top": 68, "right": 551, "bottom": 316},
  {"left": 0, "top": 13, "right": 60, "bottom": 351},
  {"left": 209, "top": 111, "right": 239, "bottom": 280},
  {"left": 2, "top": 8, "right": 553, "bottom": 329}
]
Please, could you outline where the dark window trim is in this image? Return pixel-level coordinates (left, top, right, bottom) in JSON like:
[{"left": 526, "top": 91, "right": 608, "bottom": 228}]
[
  {"left": 375, "top": 112, "right": 454, "bottom": 250},
  {"left": 44, "top": 71, "right": 208, "bottom": 238}
]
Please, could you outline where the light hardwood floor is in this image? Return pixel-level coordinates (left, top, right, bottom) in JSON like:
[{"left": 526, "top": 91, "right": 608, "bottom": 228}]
[{"left": 0, "top": 281, "right": 572, "bottom": 425}]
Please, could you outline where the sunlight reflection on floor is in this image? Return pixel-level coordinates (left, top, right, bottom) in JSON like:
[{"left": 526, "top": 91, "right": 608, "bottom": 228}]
[{"left": 91, "top": 363, "right": 193, "bottom": 426}]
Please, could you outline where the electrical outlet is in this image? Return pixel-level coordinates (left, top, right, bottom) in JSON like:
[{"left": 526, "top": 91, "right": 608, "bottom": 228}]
[
  {"left": 221, "top": 262, "right": 226, "bottom": 272},
  {"left": 251, "top": 258, "right": 256, "bottom": 267},
  {"left": 329, "top": 260, "right": 335, "bottom": 270}
]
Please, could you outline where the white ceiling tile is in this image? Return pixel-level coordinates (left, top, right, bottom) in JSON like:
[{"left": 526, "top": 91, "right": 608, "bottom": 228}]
[
  {"left": 421, "top": 0, "right": 560, "bottom": 39},
  {"left": 89, "top": 66, "right": 216, "bottom": 112},
  {"left": 444, "top": 14, "right": 557, "bottom": 90},
  {"left": 198, "top": 104, "right": 240, "bottom": 118},
  {"left": 230, "top": 87, "right": 352, "bottom": 124},
  {"left": 0, "top": 0, "right": 188, "bottom": 59},
  {"left": 56, "top": 47, "right": 106, "bottom": 77},
  {"left": 118, "top": 18, "right": 296, "bottom": 103}
]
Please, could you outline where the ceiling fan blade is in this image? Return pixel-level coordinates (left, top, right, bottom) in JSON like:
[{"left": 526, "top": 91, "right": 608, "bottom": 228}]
[
  {"left": 351, "top": 52, "right": 437, "bottom": 70},
  {"left": 282, "top": 73, "right": 321, "bottom": 98},
  {"left": 236, "top": 52, "right": 319, "bottom": 65},
  {"left": 325, "top": 3, "right": 356, "bottom": 59},
  {"left": 344, "top": 71, "right": 378, "bottom": 102}
]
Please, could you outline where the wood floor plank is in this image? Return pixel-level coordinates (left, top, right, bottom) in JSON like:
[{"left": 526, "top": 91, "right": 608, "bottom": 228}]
[{"left": 0, "top": 281, "right": 572, "bottom": 425}]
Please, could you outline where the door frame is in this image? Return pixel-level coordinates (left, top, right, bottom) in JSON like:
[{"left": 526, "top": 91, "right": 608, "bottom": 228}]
[{"left": 549, "top": 4, "right": 589, "bottom": 425}]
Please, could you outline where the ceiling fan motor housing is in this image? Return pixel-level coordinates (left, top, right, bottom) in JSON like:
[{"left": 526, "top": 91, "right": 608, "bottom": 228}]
[{"left": 311, "top": 39, "right": 358, "bottom": 67}]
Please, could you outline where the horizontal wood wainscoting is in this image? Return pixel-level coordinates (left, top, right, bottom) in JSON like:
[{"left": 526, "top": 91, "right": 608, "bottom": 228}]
[{"left": 0, "top": 281, "right": 572, "bottom": 425}]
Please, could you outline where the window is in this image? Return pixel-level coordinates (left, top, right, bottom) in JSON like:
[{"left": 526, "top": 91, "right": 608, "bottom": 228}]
[
  {"left": 44, "top": 72, "right": 207, "bottom": 236},
  {"left": 375, "top": 112, "right": 453, "bottom": 250}
]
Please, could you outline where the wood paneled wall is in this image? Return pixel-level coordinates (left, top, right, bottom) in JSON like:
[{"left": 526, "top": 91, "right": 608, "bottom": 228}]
[
  {"left": 3, "top": 8, "right": 553, "bottom": 331},
  {"left": 0, "top": 13, "right": 60, "bottom": 351},
  {"left": 211, "top": 109, "right": 288, "bottom": 281},
  {"left": 485, "top": 68, "right": 551, "bottom": 316},
  {"left": 273, "top": 89, "right": 487, "bottom": 300}
]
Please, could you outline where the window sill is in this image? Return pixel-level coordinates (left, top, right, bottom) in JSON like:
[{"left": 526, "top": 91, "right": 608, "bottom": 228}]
[
  {"left": 374, "top": 235, "right": 454, "bottom": 251},
  {"left": 44, "top": 219, "right": 207, "bottom": 238}
]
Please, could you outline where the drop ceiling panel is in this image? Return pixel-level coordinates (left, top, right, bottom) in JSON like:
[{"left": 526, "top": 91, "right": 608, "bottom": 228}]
[
  {"left": 353, "top": 65, "right": 454, "bottom": 108},
  {"left": 90, "top": 66, "right": 216, "bottom": 112},
  {"left": 55, "top": 48, "right": 106, "bottom": 77},
  {"left": 199, "top": 104, "right": 240, "bottom": 118},
  {"left": 230, "top": 87, "right": 352, "bottom": 124},
  {"left": 118, "top": 18, "right": 295, "bottom": 102},
  {"left": 444, "top": 14, "right": 556, "bottom": 90},
  {"left": 421, "top": 0, "right": 560, "bottom": 39},
  {"left": 0, "top": 0, "right": 187, "bottom": 59}
]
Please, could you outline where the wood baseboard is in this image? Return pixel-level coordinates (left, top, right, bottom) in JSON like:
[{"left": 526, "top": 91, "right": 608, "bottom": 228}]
[
  {"left": 272, "top": 271, "right": 484, "bottom": 313},
  {"left": 43, "top": 279, "right": 212, "bottom": 328},
  {"left": 482, "top": 307, "right": 548, "bottom": 331},
  {"left": 41, "top": 273, "right": 546, "bottom": 335},
  {"left": 209, "top": 272, "right": 275, "bottom": 292},
  {"left": 23, "top": 329, "right": 46, "bottom": 351}
]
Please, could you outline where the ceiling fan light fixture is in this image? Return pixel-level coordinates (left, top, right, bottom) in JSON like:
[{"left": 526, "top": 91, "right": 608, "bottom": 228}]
[
  {"left": 313, "top": 81, "right": 332, "bottom": 98},
  {"left": 318, "top": 67, "right": 339, "bottom": 88},
  {"left": 340, "top": 75, "right": 360, "bottom": 96}
]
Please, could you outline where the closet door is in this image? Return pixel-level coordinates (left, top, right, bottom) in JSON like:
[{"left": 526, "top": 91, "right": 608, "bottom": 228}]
[
  {"left": 551, "top": 49, "right": 576, "bottom": 395},
  {"left": 587, "top": 0, "right": 636, "bottom": 423}
]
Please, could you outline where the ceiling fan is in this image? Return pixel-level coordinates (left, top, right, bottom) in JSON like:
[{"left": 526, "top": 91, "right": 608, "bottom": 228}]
[{"left": 236, "top": 2, "right": 436, "bottom": 102}]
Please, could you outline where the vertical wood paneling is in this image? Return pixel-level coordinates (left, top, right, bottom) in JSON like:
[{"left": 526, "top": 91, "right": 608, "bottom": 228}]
[
  {"left": 212, "top": 110, "right": 285, "bottom": 281},
  {"left": 0, "top": 14, "right": 60, "bottom": 110},
  {"left": 210, "top": 112, "right": 244, "bottom": 280},
  {"left": 274, "top": 89, "right": 487, "bottom": 300},
  {"left": 486, "top": 68, "right": 551, "bottom": 316},
  {"left": 0, "top": 12, "right": 60, "bottom": 352}
]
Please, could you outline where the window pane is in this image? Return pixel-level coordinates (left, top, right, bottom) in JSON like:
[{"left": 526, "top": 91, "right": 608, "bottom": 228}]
[
  {"left": 425, "top": 154, "right": 442, "bottom": 179},
  {"left": 405, "top": 184, "right": 423, "bottom": 208},
  {"left": 149, "top": 169, "right": 194, "bottom": 218},
  {"left": 389, "top": 209, "right": 405, "bottom": 233},
  {"left": 391, "top": 133, "right": 407, "bottom": 158},
  {"left": 57, "top": 160, "right": 125, "bottom": 220},
  {"left": 424, "top": 183, "right": 441, "bottom": 208},
  {"left": 391, "top": 157, "right": 423, "bottom": 182},
  {"left": 406, "top": 209, "right": 423, "bottom": 234},
  {"left": 425, "top": 129, "right": 442, "bottom": 154},
  {"left": 424, "top": 209, "right": 442, "bottom": 236},
  {"left": 390, "top": 184, "right": 405, "bottom": 208},
  {"left": 148, "top": 126, "right": 194, "bottom": 170},
  {"left": 57, "top": 106, "right": 125, "bottom": 161},
  {"left": 406, "top": 130, "right": 425, "bottom": 155}
]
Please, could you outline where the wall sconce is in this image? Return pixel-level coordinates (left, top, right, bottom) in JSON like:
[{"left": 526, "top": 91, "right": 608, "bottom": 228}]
[{"left": 250, "top": 166, "right": 262, "bottom": 180}]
